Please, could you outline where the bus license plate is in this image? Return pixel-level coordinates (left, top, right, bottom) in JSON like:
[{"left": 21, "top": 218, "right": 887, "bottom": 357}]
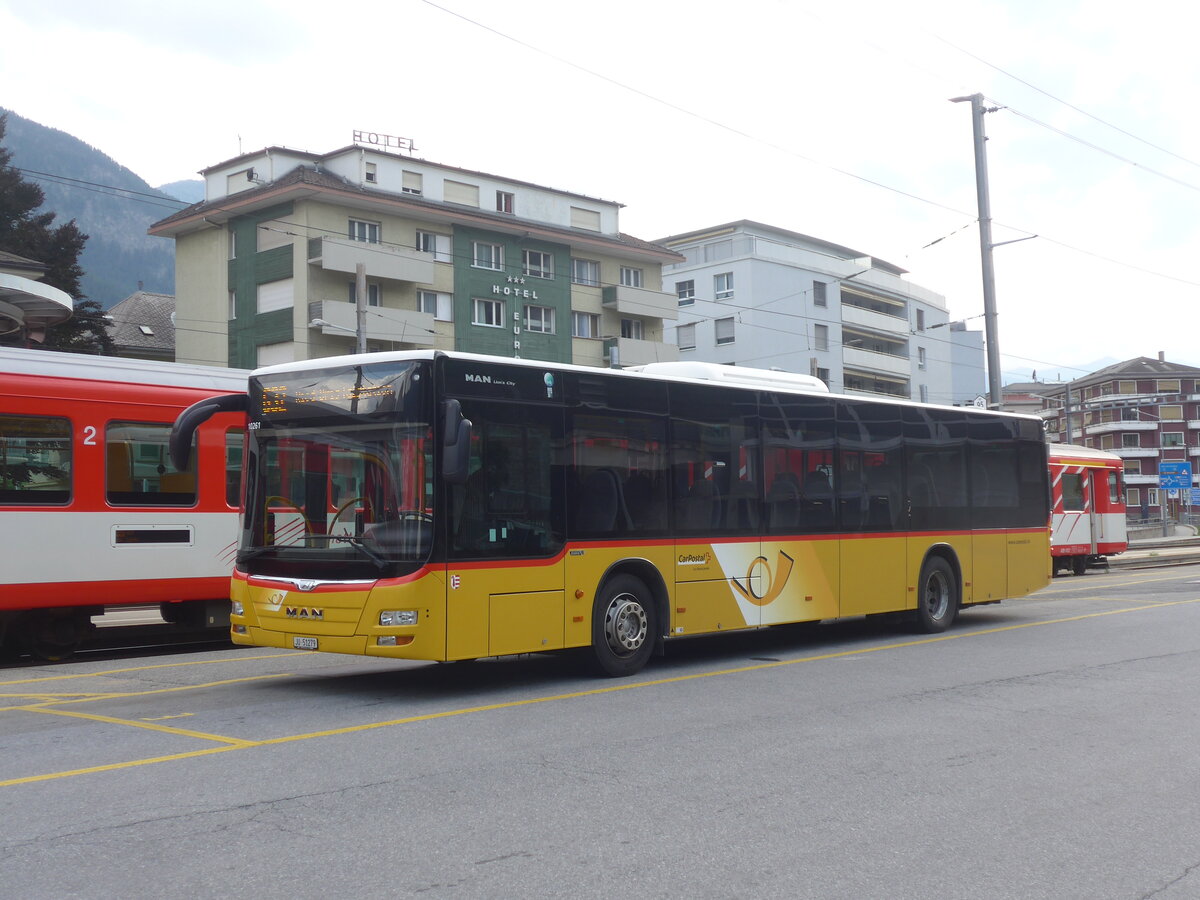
[{"left": 293, "top": 636, "right": 318, "bottom": 651}]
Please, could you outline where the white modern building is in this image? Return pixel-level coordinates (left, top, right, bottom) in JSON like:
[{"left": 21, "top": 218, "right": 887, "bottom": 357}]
[{"left": 656, "top": 222, "right": 985, "bottom": 405}]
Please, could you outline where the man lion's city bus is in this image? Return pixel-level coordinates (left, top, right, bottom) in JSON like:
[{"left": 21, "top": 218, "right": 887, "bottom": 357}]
[{"left": 171, "top": 351, "right": 1051, "bottom": 677}]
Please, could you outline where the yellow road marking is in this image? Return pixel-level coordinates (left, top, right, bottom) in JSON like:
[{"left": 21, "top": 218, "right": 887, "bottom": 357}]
[
  {"left": 21, "top": 707, "right": 257, "bottom": 747},
  {"left": 2, "top": 597, "right": 1198, "bottom": 789},
  {"left": 0, "top": 652, "right": 302, "bottom": 687},
  {"left": 0, "top": 673, "right": 295, "bottom": 708}
]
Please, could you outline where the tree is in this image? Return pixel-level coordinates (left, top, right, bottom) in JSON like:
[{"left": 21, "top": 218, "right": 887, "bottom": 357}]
[{"left": 0, "top": 113, "right": 111, "bottom": 353}]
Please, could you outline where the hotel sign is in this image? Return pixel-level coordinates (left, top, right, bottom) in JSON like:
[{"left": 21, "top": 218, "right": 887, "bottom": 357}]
[{"left": 352, "top": 130, "right": 418, "bottom": 154}]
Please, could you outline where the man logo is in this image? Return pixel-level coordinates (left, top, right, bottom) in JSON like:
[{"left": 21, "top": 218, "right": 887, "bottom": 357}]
[{"left": 285, "top": 606, "right": 324, "bottom": 620}]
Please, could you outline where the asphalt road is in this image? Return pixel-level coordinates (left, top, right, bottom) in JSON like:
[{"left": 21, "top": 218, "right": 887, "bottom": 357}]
[{"left": 4, "top": 566, "right": 1200, "bottom": 899}]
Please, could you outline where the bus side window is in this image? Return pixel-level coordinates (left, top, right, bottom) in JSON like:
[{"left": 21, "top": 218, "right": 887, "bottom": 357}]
[{"left": 225, "top": 429, "right": 244, "bottom": 507}]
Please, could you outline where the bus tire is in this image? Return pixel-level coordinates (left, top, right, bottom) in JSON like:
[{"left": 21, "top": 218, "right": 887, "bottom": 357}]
[
  {"left": 591, "top": 575, "right": 656, "bottom": 677},
  {"left": 914, "top": 556, "right": 958, "bottom": 633}
]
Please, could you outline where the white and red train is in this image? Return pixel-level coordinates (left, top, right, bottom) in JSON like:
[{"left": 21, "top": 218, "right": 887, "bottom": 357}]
[
  {"left": 1048, "top": 443, "right": 1127, "bottom": 575},
  {"left": 0, "top": 347, "right": 247, "bottom": 658}
]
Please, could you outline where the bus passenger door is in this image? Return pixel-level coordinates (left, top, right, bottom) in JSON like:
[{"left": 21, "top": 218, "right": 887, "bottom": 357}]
[{"left": 444, "top": 401, "right": 565, "bottom": 661}]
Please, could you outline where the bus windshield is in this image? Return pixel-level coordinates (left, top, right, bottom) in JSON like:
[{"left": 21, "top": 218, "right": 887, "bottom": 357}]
[{"left": 240, "top": 361, "right": 433, "bottom": 579}]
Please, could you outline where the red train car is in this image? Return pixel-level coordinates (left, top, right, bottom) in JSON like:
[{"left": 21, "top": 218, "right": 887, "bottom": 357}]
[
  {"left": 0, "top": 347, "right": 247, "bottom": 658},
  {"left": 1049, "top": 443, "right": 1127, "bottom": 575}
]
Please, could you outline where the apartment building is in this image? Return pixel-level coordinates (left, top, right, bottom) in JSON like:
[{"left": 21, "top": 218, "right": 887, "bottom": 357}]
[
  {"left": 150, "top": 145, "right": 681, "bottom": 369},
  {"left": 1039, "top": 355, "right": 1200, "bottom": 518},
  {"left": 656, "top": 221, "right": 985, "bottom": 405}
]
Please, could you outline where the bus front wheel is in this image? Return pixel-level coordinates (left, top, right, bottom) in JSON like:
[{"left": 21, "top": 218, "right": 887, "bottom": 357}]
[
  {"left": 914, "top": 556, "right": 958, "bottom": 633},
  {"left": 591, "top": 575, "right": 656, "bottom": 677}
]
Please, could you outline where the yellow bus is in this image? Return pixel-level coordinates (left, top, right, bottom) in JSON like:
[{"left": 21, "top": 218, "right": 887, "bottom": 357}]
[{"left": 171, "top": 351, "right": 1050, "bottom": 676}]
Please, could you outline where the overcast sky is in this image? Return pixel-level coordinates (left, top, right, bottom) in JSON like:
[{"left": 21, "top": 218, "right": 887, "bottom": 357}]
[{"left": 3, "top": 0, "right": 1198, "bottom": 382}]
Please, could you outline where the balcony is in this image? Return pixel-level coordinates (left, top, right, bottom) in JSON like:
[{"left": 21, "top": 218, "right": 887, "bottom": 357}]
[
  {"left": 840, "top": 303, "right": 909, "bottom": 336},
  {"left": 602, "top": 284, "right": 677, "bottom": 321},
  {"left": 1084, "top": 420, "right": 1158, "bottom": 436},
  {"left": 308, "top": 300, "right": 434, "bottom": 347},
  {"left": 1124, "top": 473, "right": 1160, "bottom": 485},
  {"left": 843, "top": 346, "right": 910, "bottom": 377},
  {"left": 604, "top": 336, "right": 679, "bottom": 368},
  {"left": 1112, "top": 447, "right": 1160, "bottom": 458},
  {"left": 307, "top": 236, "right": 435, "bottom": 285}
]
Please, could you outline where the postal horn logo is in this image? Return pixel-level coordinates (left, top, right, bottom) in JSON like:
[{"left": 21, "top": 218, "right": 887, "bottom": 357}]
[{"left": 731, "top": 551, "right": 795, "bottom": 607}]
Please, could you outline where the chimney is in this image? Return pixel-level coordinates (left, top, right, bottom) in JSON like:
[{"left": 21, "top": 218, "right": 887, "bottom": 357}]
[{"left": 1159, "top": 351, "right": 1165, "bottom": 362}]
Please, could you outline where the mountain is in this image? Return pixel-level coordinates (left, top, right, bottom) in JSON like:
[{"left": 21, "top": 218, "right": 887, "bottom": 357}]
[
  {"left": 1, "top": 107, "right": 186, "bottom": 309},
  {"left": 156, "top": 179, "right": 204, "bottom": 204}
]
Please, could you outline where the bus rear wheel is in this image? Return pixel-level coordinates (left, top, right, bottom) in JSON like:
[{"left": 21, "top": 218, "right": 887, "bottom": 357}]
[
  {"left": 591, "top": 575, "right": 656, "bottom": 677},
  {"left": 914, "top": 556, "right": 958, "bottom": 633}
]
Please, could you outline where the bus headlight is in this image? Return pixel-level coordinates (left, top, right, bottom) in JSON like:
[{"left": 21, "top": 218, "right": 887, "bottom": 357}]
[
  {"left": 231, "top": 600, "right": 244, "bottom": 616},
  {"left": 379, "top": 610, "right": 418, "bottom": 626}
]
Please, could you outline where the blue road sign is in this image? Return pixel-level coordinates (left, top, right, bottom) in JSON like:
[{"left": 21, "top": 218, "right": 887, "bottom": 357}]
[
  {"left": 1190, "top": 488, "right": 1200, "bottom": 507},
  {"left": 1159, "top": 461, "right": 1193, "bottom": 490}
]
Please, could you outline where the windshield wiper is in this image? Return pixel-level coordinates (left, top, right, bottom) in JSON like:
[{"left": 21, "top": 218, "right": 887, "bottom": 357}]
[{"left": 318, "top": 533, "right": 389, "bottom": 570}]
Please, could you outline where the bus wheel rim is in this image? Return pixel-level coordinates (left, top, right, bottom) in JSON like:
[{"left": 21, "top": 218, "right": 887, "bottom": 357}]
[
  {"left": 926, "top": 571, "right": 950, "bottom": 619},
  {"left": 604, "top": 594, "right": 648, "bottom": 656}
]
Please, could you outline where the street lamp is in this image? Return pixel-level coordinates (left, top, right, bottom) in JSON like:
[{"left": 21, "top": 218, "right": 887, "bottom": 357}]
[{"left": 308, "top": 317, "right": 365, "bottom": 353}]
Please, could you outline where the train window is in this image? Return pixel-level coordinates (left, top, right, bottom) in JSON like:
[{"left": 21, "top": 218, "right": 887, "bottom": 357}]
[
  {"left": 106, "top": 422, "right": 197, "bottom": 506},
  {"left": 225, "top": 429, "right": 244, "bottom": 507},
  {"left": 0, "top": 415, "right": 72, "bottom": 504},
  {"left": 1061, "top": 473, "right": 1085, "bottom": 511}
]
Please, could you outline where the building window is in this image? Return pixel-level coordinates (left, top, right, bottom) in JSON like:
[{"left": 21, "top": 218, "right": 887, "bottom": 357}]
[
  {"left": 1158, "top": 379, "right": 1181, "bottom": 393},
  {"left": 714, "top": 272, "right": 734, "bottom": 301},
  {"left": 473, "top": 241, "right": 504, "bottom": 270},
  {"left": 916, "top": 309, "right": 926, "bottom": 331},
  {"left": 918, "top": 347, "right": 927, "bottom": 370},
  {"left": 523, "top": 249, "right": 553, "bottom": 280},
  {"left": 256, "top": 278, "right": 294, "bottom": 313},
  {"left": 1122, "top": 433, "right": 1140, "bottom": 448},
  {"left": 570, "top": 206, "right": 602, "bottom": 231},
  {"left": 365, "top": 162, "right": 377, "bottom": 184},
  {"left": 919, "top": 384, "right": 929, "bottom": 403},
  {"left": 228, "top": 291, "right": 236, "bottom": 321},
  {"left": 1119, "top": 380, "right": 1137, "bottom": 394},
  {"left": 620, "top": 267, "right": 643, "bottom": 288},
  {"left": 1121, "top": 407, "right": 1140, "bottom": 422},
  {"left": 676, "top": 323, "right": 696, "bottom": 351},
  {"left": 572, "top": 311, "right": 600, "bottom": 338},
  {"left": 813, "top": 281, "right": 826, "bottom": 307},
  {"left": 525, "top": 305, "right": 555, "bottom": 334},
  {"left": 419, "top": 290, "right": 452, "bottom": 321},
  {"left": 496, "top": 191, "right": 514, "bottom": 214},
  {"left": 402, "top": 171, "right": 423, "bottom": 195},
  {"left": 571, "top": 258, "right": 600, "bottom": 286},
  {"left": 416, "top": 231, "right": 451, "bottom": 262},
  {"left": 1148, "top": 488, "right": 1160, "bottom": 507},
  {"left": 229, "top": 229, "right": 237, "bottom": 260},
  {"left": 814, "top": 324, "right": 829, "bottom": 351},
  {"left": 676, "top": 280, "right": 695, "bottom": 305},
  {"left": 1163, "top": 431, "right": 1184, "bottom": 447},
  {"left": 1161, "top": 405, "right": 1184, "bottom": 421},
  {"left": 714, "top": 317, "right": 735, "bottom": 345},
  {"left": 1127, "top": 487, "right": 1141, "bottom": 509},
  {"left": 348, "top": 281, "right": 381, "bottom": 307},
  {"left": 1126, "top": 460, "right": 1141, "bottom": 475},
  {"left": 621, "top": 318, "right": 644, "bottom": 340},
  {"left": 349, "top": 219, "right": 380, "bottom": 244},
  {"left": 473, "top": 297, "right": 504, "bottom": 327}
]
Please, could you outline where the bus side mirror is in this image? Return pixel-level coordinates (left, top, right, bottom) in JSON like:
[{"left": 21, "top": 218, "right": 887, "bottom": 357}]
[
  {"left": 442, "top": 399, "right": 472, "bottom": 485},
  {"left": 170, "top": 393, "right": 249, "bottom": 471}
]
